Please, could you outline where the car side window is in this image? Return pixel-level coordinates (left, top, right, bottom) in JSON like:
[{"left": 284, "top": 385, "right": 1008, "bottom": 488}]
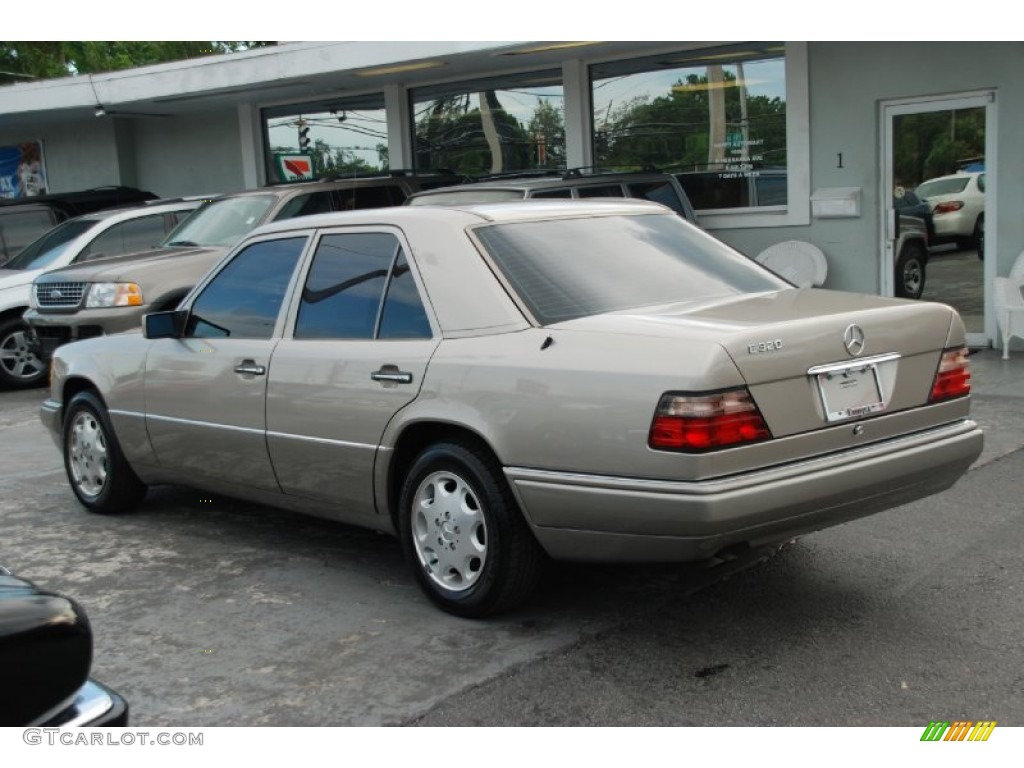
[
  {"left": 627, "top": 181, "right": 685, "bottom": 215},
  {"left": 276, "top": 192, "right": 333, "bottom": 220},
  {"left": 332, "top": 185, "right": 406, "bottom": 210},
  {"left": 378, "top": 252, "right": 432, "bottom": 339},
  {"left": 294, "top": 232, "right": 431, "bottom": 340},
  {"left": 531, "top": 189, "right": 572, "bottom": 199},
  {"left": 185, "top": 237, "right": 307, "bottom": 339},
  {"left": 80, "top": 214, "right": 169, "bottom": 261}
]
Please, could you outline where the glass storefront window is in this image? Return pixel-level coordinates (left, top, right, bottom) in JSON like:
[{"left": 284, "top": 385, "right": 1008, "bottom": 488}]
[
  {"left": 411, "top": 71, "right": 565, "bottom": 176},
  {"left": 262, "top": 94, "right": 389, "bottom": 183},
  {"left": 591, "top": 44, "right": 787, "bottom": 211}
]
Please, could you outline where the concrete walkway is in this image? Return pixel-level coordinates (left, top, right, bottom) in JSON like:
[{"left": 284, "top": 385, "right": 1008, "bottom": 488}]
[{"left": 963, "top": 347, "right": 1024, "bottom": 468}]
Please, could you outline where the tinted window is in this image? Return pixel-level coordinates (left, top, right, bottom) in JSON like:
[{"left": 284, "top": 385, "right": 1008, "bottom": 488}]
[
  {"left": 530, "top": 189, "right": 573, "bottom": 199},
  {"left": 81, "top": 214, "right": 169, "bottom": 260},
  {"left": 754, "top": 174, "right": 788, "bottom": 206},
  {"left": 379, "top": 253, "right": 432, "bottom": 339},
  {"left": 977, "top": 174, "right": 986, "bottom": 193},
  {"left": 916, "top": 177, "right": 969, "bottom": 197},
  {"left": 3, "top": 217, "right": 97, "bottom": 270},
  {"left": 186, "top": 237, "right": 306, "bottom": 339},
  {"left": 334, "top": 185, "right": 406, "bottom": 210},
  {"left": 276, "top": 192, "right": 333, "bottom": 220},
  {"left": 627, "top": 181, "right": 685, "bottom": 215},
  {"left": 294, "top": 233, "right": 396, "bottom": 339},
  {"left": 475, "top": 213, "right": 786, "bottom": 325}
]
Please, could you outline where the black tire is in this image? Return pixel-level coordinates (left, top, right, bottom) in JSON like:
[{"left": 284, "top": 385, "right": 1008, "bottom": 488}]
[
  {"left": 895, "top": 242, "right": 927, "bottom": 300},
  {"left": 398, "top": 440, "right": 544, "bottom": 617},
  {"left": 972, "top": 216, "right": 984, "bottom": 257},
  {"left": 62, "top": 391, "right": 147, "bottom": 514},
  {"left": 0, "top": 317, "right": 48, "bottom": 389}
]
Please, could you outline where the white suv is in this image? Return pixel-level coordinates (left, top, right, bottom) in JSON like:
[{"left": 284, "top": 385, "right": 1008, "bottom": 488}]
[{"left": 0, "top": 198, "right": 203, "bottom": 388}]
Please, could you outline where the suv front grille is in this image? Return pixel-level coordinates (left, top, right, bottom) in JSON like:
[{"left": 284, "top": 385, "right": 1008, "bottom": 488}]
[{"left": 35, "top": 282, "right": 87, "bottom": 308}]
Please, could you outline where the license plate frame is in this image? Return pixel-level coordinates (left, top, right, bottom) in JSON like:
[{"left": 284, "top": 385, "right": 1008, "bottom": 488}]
[{"left": 808, "top": 353, "right": 900, "bottom": 423}]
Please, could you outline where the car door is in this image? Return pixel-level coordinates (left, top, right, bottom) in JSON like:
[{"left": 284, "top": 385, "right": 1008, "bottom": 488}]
[
  {"left": 266, "top": 228, "right": 439, "bottom": 519},
  {"left": 144, "top": 233, "right": 309, "bottom": 491}
]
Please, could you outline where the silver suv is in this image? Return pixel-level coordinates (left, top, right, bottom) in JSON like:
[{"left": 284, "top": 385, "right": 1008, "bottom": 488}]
[{"left": 406, "top": 169, "right": 699, "bottom": 225}]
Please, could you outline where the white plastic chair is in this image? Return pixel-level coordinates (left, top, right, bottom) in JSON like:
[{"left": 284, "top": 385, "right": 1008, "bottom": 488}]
[
  {"left": 993, "top": 276, "right": 1024, "bottom": 359},
  {"left": 755, "top": 240, "right": 828, "bottom": 288},
  {"left": 1009, "top": 250, "right": 1024, "bottom": 281}
]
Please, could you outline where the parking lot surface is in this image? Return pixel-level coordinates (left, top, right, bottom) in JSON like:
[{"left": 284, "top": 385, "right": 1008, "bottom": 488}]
[{"left": 2, "top": 348, "right": 1023, "bottom": 725}]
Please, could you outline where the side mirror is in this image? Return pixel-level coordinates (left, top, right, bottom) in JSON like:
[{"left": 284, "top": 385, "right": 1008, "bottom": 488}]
[{"left": 144, "top": 310, "right": 188, "bottom": 339}]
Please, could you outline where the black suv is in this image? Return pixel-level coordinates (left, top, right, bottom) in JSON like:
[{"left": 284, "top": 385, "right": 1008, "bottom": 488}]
[
  {"left": 0, "top": 186, "right": 157, "bottom": 264},
  {"left": 26, "top": 171, "right": 460, "bottom": 363},
  {"left": 405, "top": 168, "right": 700, "bottom": 225}
]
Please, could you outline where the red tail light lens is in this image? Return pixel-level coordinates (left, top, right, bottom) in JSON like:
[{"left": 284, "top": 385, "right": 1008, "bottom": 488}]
[
  {"left": 933, "top": 201, "right": 964, "bottom": 214},
  {"left": 649, "top": 388, "right": 771, "bottom": 452},
  {"left": 929, "top": 347, "right": 971, "bottom": 402}
]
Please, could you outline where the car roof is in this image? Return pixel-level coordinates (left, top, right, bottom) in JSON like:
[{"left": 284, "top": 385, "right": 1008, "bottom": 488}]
[
  {"left": 247, "top": 199, "right": 669, "bottom": 237},
  {"left": 75, "top": 198, "right": 204, "bottom": 222}
]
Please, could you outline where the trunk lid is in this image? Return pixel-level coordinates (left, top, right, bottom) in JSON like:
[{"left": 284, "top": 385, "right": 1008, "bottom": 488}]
[{"left": 554, "top": 289, "right": 960, "bottom": 438}]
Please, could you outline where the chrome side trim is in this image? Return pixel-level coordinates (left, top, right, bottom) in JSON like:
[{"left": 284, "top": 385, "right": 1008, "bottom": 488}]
[
  {"left": 117, "top": 410, "right": 380, "bottom": 450},
  {"left": 266, "top": 430, "right": 377, "bottom": 451},
  {"left": 142, "top": 412, "right": 264, "bottom": 436},
  {"left": 109, "top": 408, "right": 145, "bottom": 420},
  {"left": 505, "top": 418, "right": 980, "bottom": 496}
]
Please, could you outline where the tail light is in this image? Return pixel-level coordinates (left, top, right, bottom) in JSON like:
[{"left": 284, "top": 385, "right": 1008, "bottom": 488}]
[
  {"left": 649, "top": 388, "right": 771, "bottom": 452},
  {"left": 933, "top": 201, "right": 964, "bottom": 214},
  {"left": 929, "top": 347, "right": 971, "bottom": 402}
]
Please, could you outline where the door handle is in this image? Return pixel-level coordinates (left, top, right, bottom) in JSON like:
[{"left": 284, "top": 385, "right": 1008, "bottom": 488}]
[
  {"left": 234, "top": 360, "right": 266, "bottom": 376},
  {"left": 371, "top": 368, "right": 413, "bottom": 384}
]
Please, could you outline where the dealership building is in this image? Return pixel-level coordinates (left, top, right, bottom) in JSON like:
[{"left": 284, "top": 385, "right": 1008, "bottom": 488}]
[{"left": 1, "top": 41, "right": 1021, "bottom": 348}]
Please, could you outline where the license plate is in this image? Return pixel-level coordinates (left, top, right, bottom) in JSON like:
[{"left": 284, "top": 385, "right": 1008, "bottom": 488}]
[{"left": 808, "top": 356, "right": 898, "bottom": 422}]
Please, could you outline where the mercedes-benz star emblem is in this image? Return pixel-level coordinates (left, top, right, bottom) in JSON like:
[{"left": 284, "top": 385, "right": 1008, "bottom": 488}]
[{"left": 843, "top": 323, "right": 866, "bottom": 356}]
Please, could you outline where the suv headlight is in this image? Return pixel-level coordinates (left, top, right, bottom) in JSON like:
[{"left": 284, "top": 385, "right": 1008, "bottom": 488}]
[{"left": 85, "top": 282, "right": 144, "bottom": 308}]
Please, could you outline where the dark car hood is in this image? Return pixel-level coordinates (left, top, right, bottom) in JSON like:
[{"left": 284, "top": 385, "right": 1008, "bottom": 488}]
[
  {"left": 35, "top": 245, "right": 226, "bottom": 284},
  {"left": 0, "top": 568, "right": 93, "bottom": 725}
]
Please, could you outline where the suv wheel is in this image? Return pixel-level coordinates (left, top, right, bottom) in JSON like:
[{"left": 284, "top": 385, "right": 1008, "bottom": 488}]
[
  {"left": 0, "top": 318, "right": 47, "bottom": 389},
  {"left": 895, "top": 242, "right": 927, "bottom": 300}
]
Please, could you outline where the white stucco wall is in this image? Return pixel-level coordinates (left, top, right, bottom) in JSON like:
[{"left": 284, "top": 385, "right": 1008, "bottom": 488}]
[{"left": 130, "top": 109, "right": 246, "bottom": 197}]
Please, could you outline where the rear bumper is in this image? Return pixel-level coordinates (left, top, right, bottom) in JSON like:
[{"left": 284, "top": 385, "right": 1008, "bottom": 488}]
[{"left": 507, "top": 418, "right": 983, "bottom": 562}]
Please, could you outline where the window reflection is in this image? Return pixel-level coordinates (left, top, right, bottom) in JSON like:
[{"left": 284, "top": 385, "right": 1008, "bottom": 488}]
[
  {"left": 591, "top": 45, "right": 787, "bottom": 211},
  {"left": 412, "top": 72, "right": 565, "bottom": 176}
]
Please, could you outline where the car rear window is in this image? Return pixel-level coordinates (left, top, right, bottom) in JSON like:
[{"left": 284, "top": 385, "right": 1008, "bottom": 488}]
[
  {"left": 916, "top": 177, "right": 969, "bottom": 197},
  {"left": 474, "top": 213, "right": 785, "bottom": 325}
]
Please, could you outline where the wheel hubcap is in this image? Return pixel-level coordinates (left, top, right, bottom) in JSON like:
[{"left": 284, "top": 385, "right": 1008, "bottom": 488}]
[
  {"left": 903, "top": 261, "right": 922, "bottom": 294},
  {"left": 68, "top": 412, "right": 109, "bottom": 498},
  {"left": 0, "top": 329, "right": 44, "bottom": 382},
  {"left": 412, "top": 471, "right": 487, "bottom": 592}
]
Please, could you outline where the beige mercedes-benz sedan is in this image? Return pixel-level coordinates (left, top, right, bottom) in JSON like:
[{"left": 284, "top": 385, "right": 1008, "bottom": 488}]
[{"left": 41, "top": 200, "right": 983, "bottom": 617}]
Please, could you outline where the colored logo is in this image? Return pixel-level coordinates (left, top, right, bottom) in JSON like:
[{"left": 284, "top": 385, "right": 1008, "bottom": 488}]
[
  {"left": 920, "top": 720, "right": 996, "bottom": 742},
  {"left": 274, "top": 153, "right": 315, "bottom": 182}
]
